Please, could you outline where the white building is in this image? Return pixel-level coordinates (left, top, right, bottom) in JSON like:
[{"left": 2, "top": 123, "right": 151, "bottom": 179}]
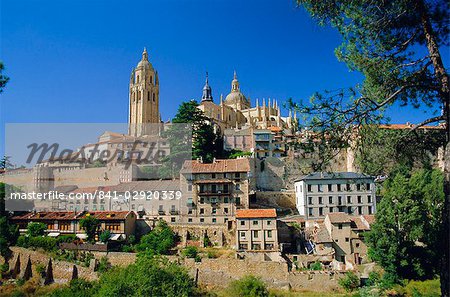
[{"left": 294, "top": 172, "right": 376, "bottom": 219}]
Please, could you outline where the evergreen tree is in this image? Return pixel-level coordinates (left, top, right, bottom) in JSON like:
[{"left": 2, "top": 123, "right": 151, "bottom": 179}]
[{"left": 295, "top": 1, "right": 449, "bottom": 293}]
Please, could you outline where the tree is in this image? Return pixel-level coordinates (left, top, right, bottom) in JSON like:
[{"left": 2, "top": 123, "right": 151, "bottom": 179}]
[
  {"left": 99, "top": 230, "right": 111, "bottom": 243},
  {"left": 0, "top": 156, "right": 13, "bottom": 170},
  {"left": 0, "top": 61, "right": 9, "bottom": 93},
  {"left": 338, "top": 272, "right": 360, "bottom": 292},
  {"left": 294, "top": 1, "right": 449, "bottom": 294},
  {"left": 164, "top": 100, "right": 221, "bottom": 166},
  {"left": 79, "top": 216, "right": 100, "bottom": 242},
  {"left": 367, "top": 169, "right": 444, "bottom": 281},
  {"left": 136, "top": 220, "right": 176, "bottom": 255},
  {"left": 0, "top": 216, "right": 19, "bottom": 259},
  {"left": 229, "top": 275, "right": 269, "bottom": 297},
  {"left": 26, "top": 222, "right": 47, "bottom": 237}
]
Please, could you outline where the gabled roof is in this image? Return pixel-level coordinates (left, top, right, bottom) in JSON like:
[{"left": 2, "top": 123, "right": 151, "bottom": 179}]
[
  {"left": 181, "top": 158, "right": 251, "bottom": 174},
  {"left": 296, "top": 172, "right": 373, "bottom": 182},
  {"left": 326, "top": 212, "right": 351, "bottom": 223},
  {"left": 236, "top": 208, "right": 277, "bottom": 219}
]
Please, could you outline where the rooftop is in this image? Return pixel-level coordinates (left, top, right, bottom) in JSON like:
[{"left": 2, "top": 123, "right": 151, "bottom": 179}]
[
  {"left": 181, "top": 158, "right": 251, "bottom": 174},
  {"left": 326, "top": 212, "right": 351, "bottom": 224},
  {"left": 296, "top": 172, "right": 373, "bottom": 182},
  {"left": 236, "top": 208, "right": 277, "bottom": 219}
]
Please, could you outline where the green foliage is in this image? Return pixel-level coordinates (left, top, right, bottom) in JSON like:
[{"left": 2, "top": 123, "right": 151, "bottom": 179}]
[
  {"left": 17, "top": 235, "right": 58, "bottom": 251},
  {"left": 229, "top": 275, "right": 269, "bottom": 297},
  {"left": 79, "top": 215, "right": 100, "bottom": 242},
  {"left": 0, "top": 214, "right": 19, "bottom": 258},
  {"left": 0, "top": 62, "right": 9, "bottom": 94},
  {"left": 136, "top": 220, "right": 175, "bottom": 255},
  {"left": 26, "top": 222, "right": 47, "bottom": 237},
  {"left": 36, "top": 263, "right": 46, "bottom": 276},
  {"left": 338, "top": 272, "right": 360, "bottom": 292},
  {"left": 97, "top": 256, "right": 111, "bottom": 273},
  {"left": 225, "top": 149, "right": 252, "bottom": 159},
  {"left": 127, "top": 234, "right": 136, "bottom": 245},
  {"left": 203, "top": 235, "right": 211, "bottom": 247},
  {"left": 182, "top": 246, "right": 198, "bottom": 259},
  {"left": 46, "top": 279, "right": 99, "bottom": 297},
  {"left": 95, "top": 256, "right": 196, "bottom": 297},
  {"left": 0, "top": 262, "right": 9, "bottom": 278},
  {"left": 99, "top": 230, "right": 111, "bottom": 243},
  {"left": 309, "top": 261, "right": 322, "bottom": 271},
  {"left": 366, "top": 169, "right": 444, "bottom": 281},
  {"left": 403, "top": 279, "right": 441, "bottom": 297}
]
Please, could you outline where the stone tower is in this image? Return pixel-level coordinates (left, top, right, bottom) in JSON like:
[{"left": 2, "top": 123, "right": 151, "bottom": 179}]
[{"left": 128, "top": 48, "right": 160, "bottom": 137}]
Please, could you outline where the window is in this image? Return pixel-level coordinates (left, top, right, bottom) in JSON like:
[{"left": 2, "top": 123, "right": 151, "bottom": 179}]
[
  {"left": 347, "top": 196, "right": 352, "bottom": 203},
  {"left": 328, "top": 184, "right": 333, "bottom": 192},
  {"left": 239, "top": 244, "right": 248, "bottom": 250},
  {"left": 253, "top": 220, "right": 258, "bottom": 225},
  {"left": 224, "top": 196, "right": 229, "bottom": 203},
  {"left": 345, "top": 237, "right": 349, "bottom": 242},
  {"left": 224, "top": 207, "right": 229, "bottom": 214},
  {"left": 329, "top": 207, "right": 333, "bottom": 213},
  {"left": 337, "top": 184, "right": 342, "bottom": 191},
  {"left": 253, "top": 230, "right": 259, "bottom": 238},
  {"left": 267, "top": 220, "right": 271, "bottom": 225},
  {"left": 235, "top": 184, "right": 241, "bottom": 190},
  {"left": 171, "top": 217, "right": 176, "bottom": 223},
  {"left": 308, "top": 197, "right": 313, "bottom": 205},
  {"left": 338, "top": 224, "right": 343, "bottom": 229},
  {"left": 235, "top": 173, "right": 240, "bottom": 178},
  {"left": 308, "top": 208, "right": 313, "bottom": 216},
  {"left": 212, "top": 218, "right": 216, "bottom": 223},
  {"left": 368, "top": 206, "right": 373, "bottom": 214},
  {"left": 347, "top": 206, "right": 353, "bottom": 214},
  {"left": 267, "top": 230, "right": 272, "bottom": 238},
  {"left": 319, "top": 207, "right": 323, "bottom": 216},
  {"left": 338, "top": 196, "right": 343, "bottom": 205},
  {"left": 105, "top": 222, "right": 120, "bottom": 231},
  {"left": 318, "top": 184, "right": 323, "bottom": 192},
  {"left": 252, "top": 244, "right": 261, "bottom": 250},
  {"left": 366, "top": 183, "right": 371, "bottom": 190},
  {"left": 188, "top": 184, "right": 192, "bottom": 192},
  {"left": 212, "top": 208, "right": 217, "bottom": 214},
  {"left": 357, "top": 196, "right": 362, "bottom": 203},
  {"left": 368, "top": 195, "right": 372, "bottom": 203},
  {"left": 200, "top": 197, "right": 204, "bottom": 204},
  {"left": 200, "top": 208, "right": 204, "bottom": 214},
  {"left": 188, "top": 208, "right": 193, "bottom": 214},
  {"left": 59, "top": 222, "right": 71, "bottom": 231},
  {"left": 200, "top": 218, "right": 204, "bottom": 223},
  {"left": 240, "top": 232, "right": 246, "bottom": 238},
  {"left": 235, "top": 197, "right": 241, "bottom": 205},
  {"left": 356, "top": 184, "right": 361, "bottom": 191},
  {"left": 356, "top": 243, "right": 360, "bottom": 248},
  {"left": 307, "top": 184, "right": 312, "bottom": 192},
  {"left": 329, "top": 196, "right": 333, "bottom": 204},
  {"left": 358, "top": 206, "right": 363, "bottom": 214},
  {"left": 152, "top": 93, "right": 155, "bottom": 102},
  {"left": 188, "top": 218, "right": 193, "bottom": 223},
  {"left": 240, "top": 220, "right": 245, "bottom": 226},
  {"left": 212, "top": 173, "right": 216, "bottom": 178},
  {"left": 319, "top": 197, "right": 323, "bottom": 204},
  {"left": 346, "top": 183, "right": 351, "bottom": 191}
]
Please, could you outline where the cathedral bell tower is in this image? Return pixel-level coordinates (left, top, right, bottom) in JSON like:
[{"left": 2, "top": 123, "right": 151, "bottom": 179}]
[{"left": 128, "top": 48, "right": 160, "bottom": 137}]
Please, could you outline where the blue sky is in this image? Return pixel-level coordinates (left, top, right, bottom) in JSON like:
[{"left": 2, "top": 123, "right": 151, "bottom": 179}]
[{"left": 0, "top": 0, "right": 447, "bottom": 156}]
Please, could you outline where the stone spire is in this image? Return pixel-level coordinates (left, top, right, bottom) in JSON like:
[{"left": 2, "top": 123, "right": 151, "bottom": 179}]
[
  {"left": 201, "top": 72, "right": 213, "bottom": 102},
  {"left": 231, "top": 70, "right": 240, "bottom": 92},
  {"left": 142, "top": 47, "right": 148, "bottom": 61}
]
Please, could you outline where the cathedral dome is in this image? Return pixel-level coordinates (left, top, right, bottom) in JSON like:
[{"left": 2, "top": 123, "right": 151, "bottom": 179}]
[
  {"left": 137, "top": 48, "right": 154, "bottom": 70},
  {"left": 224, "top": 71, "right": 250, "bottom": 109}
]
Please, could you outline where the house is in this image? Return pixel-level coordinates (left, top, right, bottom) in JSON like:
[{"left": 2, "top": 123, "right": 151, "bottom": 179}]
[
  {"left": 179, "top": 157, "right": 256, "bottom": 225},
  {"left": 10, "top": 210, "right": 137, "bottom": 240},
  {"left": 294, "top": 172, "right": 376, "bottom": 220},
  {"left": 236, "top": 208, "right": 278, "bottom": 251}
]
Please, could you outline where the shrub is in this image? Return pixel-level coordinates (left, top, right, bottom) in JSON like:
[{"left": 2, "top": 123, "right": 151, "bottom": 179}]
[
  {"left": 97, "top": 256, "right": 111, "bottom": 273},
  {"left": 36, "top": 263, "right": 46, "bottom": 277},
  {"left": 182, "top": 246, "right": 198, "bottom": 259},
  {"left": 136, "top": 220, "right": 175, "bottom": 255},
  {"left": 339, "top": 271, "right": 360, "bottom": 292},
  {"left": 0, "top": 262, "right": 9, "bottom": 278},
  {"left": 309, "top": 261, "right": 322, "bottom": 270},
  {"left": 121, "top": 244, "right": 134, "bottom": 253},
  {"left": 229, "top": 275, "right": 269, "bottom": 297},
  {"left": 26, "top": 222, "right": 47, "bottom": 237},
  {"left": 79, "top": 216, "right": 99, "bottom": 242},
  {"left": 404, "top": 279, "right": 441, "bottom": 297},
  {"left": 127, "top": 234, "right": 136, "bottom": 245},
  {"left": 99, "top": 230, "right": 111, "bottom": 243},
  {"left": 203, "top": 236, "right": 211, "bottom": 247}
]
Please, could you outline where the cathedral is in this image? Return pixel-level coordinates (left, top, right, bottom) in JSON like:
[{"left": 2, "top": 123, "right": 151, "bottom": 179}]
[
  {"left": 197, "top": 71, "right": 297, "bottom": 134},
  {"left": 128, "top": 48, "right": 161, "bottom": 137}
]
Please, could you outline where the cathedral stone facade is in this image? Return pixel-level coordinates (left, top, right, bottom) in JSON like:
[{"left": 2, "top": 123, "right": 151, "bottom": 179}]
[
  {"left": 198, "top": 71, "right": 297, "bottom": 134},
  {"left": 128, "top": 48, "right": 160, "bottom": 137}
]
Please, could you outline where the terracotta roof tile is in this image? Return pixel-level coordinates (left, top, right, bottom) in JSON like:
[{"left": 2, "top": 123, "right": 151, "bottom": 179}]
[
  {"left": 362, "top": 214, "right": 375, "bottom": 225},
  {"left": 181, "top": 158, "right": 251, "bottom": 174},
  {"left": 350, "top": 217, "right": 370, "bottom": 230},
  {"left": 327, "top": 212, "right": 351, "bottom": 223},
  {"left": 236, "top": 208, "right": 277, "bottom": 219},
  {"left": 80, "top": 211, "right": 134, "bottom": 220}
]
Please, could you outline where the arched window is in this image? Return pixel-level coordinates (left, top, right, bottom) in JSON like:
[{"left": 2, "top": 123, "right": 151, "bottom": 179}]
[
  {"left": 147, "top": 91, "right": 150, "bottom": 101},
  {"left": 153, "top": 93, "right": 156, "bottom": 102},
  {"left": 150, "top": 76, "right": 153, "bottom": 84}
]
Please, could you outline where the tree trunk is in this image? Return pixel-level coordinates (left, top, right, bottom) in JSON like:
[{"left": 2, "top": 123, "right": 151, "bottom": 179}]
[{"left": 418, "top": 1, "right": 450, "bottom": 295}]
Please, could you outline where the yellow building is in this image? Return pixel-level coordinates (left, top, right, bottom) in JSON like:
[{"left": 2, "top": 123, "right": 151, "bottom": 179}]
[{"left": 198, "top": 71, "right": 297, "bottom": 134}]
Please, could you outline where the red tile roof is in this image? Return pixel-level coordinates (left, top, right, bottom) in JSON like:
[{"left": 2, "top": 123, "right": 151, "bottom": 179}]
[
  {"left": 181, "top": 158, "right": 251, "bottom": 174},
  {"left": 350, "top": 217, "right": 370, "bottom": 230},
  {"left": 362, "top": 214, "right": 375, "bottom": 225},
  {"left": 80, "top": 211, "right": 134, "bottom": 220},
  {"left": 11, "top": 211, "right": 81, "bottom": 221},
  {"left": 327, "top": 212, "right": 351, "bottom": 223},
  {"left": 236, "top": 208, "right": 277, "bottom": 219}
]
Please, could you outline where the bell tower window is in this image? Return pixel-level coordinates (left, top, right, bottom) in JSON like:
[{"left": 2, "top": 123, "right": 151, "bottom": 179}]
[
  {"left": 153, "top": 93, "right": 156, "bottom": 102},
  {"left": 147, "top": 91, "right": 150, "bottom": 101},
  {"left": 150, "top": 75, "right": 153, "bottom": 84}
]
